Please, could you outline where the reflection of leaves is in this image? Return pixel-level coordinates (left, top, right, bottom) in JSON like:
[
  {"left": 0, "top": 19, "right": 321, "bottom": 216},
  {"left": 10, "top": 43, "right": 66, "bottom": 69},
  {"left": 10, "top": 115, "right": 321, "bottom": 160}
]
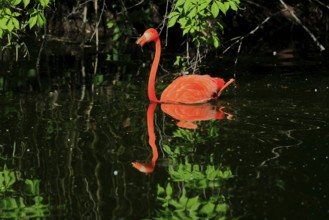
[
  {"left": 173, "top": 128, "right": 204, "bottom": 143},
  {"left": 25, "top": 179, "right": 40, "bottom": 195},
  {"left": 0, "top": 165, "right": 50, "bottom": 219},
  {"left": 0, "top": 165, "right": 19, "bottom": 193},
  {"left": 155, "top": 182, "right": 229, "bottom": 219},
  {"left": 167, "top": 156, "right": 233, "bottom": 189}
]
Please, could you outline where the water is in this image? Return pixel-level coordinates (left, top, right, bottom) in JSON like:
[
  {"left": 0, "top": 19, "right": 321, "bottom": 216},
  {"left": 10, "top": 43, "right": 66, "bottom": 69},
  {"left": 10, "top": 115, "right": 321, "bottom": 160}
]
[{"left": 0, "top": 49, "right": 328, "bottom": 219}]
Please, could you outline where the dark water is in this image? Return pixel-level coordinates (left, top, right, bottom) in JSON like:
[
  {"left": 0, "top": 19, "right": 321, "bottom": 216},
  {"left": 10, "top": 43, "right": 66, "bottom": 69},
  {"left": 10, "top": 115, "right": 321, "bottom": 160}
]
[{"left": 0, "top": 49, "right": 328, "bottom": 219}]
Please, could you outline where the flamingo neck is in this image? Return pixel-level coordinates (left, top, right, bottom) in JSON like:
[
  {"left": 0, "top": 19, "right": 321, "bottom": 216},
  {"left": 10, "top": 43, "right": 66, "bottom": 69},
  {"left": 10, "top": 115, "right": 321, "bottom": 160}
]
[
  {"left": 148, "top": 38, "right": 161, "bottom": 102},
  {"left": 147, "top": 103, "right": 158, "bottom": 164}
]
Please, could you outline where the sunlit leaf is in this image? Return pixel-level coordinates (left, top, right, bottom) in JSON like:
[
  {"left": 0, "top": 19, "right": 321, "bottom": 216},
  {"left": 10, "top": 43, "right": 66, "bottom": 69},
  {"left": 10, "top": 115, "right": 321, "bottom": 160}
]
[
  {"left": 188, "top": 7, "right": 197, "bottom": 18},
  {"left": 4, "top": 8, "right": 12, "bottom": 15},
  {"left": 12, "top": 0, "right": 22, "bottom": 5},
  {"left": 39, "top": 0, "right": 49, "bottom": 7},
  {"left": 0, "top": 18, "right": 9, "bottom": 30},
  {"left": 183, "top": 1, "right": 190, "bottom": 13},
  {"left": 217, "top": 1, "right": 227, "bottom": 15},
  {"left": 37, "top": 14, "right": 44, "bottom": 27},
  {"left": 224, "top": 1, "right": 230, "bottom": 11},
  {"left": 168, "top": 11, "right": 180, "bottom": 18},
  {"left": 175, "top": 0, "right": 185, "bottom": 7},
  {"left": 198, "top": 0, "right": 210, "bottom": 11},
  {"left": 168, "top": 15, "right": 179, "bottom": 28},
  {"left": 23, "top": 0, "right": 30, "bottom": 8},
  {"left": 211, "top": 2, "right": 219, "bottom": 18},
  {"left": 7, "top": 20, "right": 14, "bottom": 32},
  {"left": 11, "top": 12, "right": 20, "bottom": 17},
  {"left": 29, "top": 15, "right": 37, "bottom": 29},
  {"left": 178, "top": 17, "right": 188, "bottom": 28},
  {"left": 229, "top": 1, "right": 238, "bottom": 11}
]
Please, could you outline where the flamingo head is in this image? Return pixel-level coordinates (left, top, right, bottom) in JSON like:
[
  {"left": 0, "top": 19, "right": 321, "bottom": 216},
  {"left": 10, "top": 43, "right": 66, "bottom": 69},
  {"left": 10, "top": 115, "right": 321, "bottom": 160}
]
[
  {"left": 132, "top": 161, "right": 155, "bottom": 174},
  {"left": 136, "top": 28, "right": 159, "bottom": 47}
]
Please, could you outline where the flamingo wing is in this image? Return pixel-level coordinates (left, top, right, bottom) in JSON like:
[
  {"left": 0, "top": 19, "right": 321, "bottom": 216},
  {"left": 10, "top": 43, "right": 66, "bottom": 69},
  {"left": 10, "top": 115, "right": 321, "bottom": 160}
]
[{"left": 160, "top": 75, "right": 221, "bottom": 104}]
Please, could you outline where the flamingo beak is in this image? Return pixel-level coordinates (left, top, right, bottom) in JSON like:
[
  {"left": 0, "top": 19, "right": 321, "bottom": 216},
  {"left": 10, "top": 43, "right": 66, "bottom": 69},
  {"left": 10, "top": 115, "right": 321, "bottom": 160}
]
[
  {"left": 132, "top": 162, "right": 154, "bottom": 173},
  {"left": 136, "top": 35, "right": 147, "bottom": 47}
]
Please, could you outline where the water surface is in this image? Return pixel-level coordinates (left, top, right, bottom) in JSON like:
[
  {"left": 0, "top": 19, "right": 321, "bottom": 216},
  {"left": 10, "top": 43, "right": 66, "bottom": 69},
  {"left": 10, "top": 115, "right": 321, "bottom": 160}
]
[{"left": 0, "top": 51, "right": 328, "bottom": 219}]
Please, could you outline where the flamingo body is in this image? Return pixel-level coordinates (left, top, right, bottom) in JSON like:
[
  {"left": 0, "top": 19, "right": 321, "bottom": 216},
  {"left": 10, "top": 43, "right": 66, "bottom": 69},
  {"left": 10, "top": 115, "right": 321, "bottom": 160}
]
[
  {"left": 136, "top": 28, "right": 234, "bottom": 104},
  {"left": 161, "top": 75, "right": 225, "bottom": 104},
  {"left": 161, "top": 103, "right": 231, "bottom": 129}
]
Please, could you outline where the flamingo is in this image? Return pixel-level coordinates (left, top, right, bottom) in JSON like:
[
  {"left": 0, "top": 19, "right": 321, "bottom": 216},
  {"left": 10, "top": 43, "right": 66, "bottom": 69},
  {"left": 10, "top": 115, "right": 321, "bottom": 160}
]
[
  {"left": 132, "top": 103, "right": 158, "bottom": 173},
  {"left": 132, "top": 102, "right": 233, "bottom": 173},
  {"left": 161, "top": 103, "right": 233, "bottom": 129},
  {"left": 136, "top": 28, "right": 235, "bottom": 104}
]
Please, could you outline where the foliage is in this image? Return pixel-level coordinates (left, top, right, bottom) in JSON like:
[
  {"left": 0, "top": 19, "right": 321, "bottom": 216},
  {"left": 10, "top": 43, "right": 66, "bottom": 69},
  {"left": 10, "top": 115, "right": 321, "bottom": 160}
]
[
  {"left": 167, "top": 0, "right": 240, "bottom": 48},
  {"left": 173, "top": 128, "right": 204, "bottom": 144},
  {"left": 0, "top": 0, "right": 50, "bottom": 59},
  {"left": 153, "top": 139, "right": 233, "bottom": 219},
  {"left": 155, "top": 183, "right": 229, "bottom": 219},
  {"left": 0, "top": 165, "right": 50, "bottom": 219},
  {"left": 163, "top": 147, "right": 233, "bottom": 188}
]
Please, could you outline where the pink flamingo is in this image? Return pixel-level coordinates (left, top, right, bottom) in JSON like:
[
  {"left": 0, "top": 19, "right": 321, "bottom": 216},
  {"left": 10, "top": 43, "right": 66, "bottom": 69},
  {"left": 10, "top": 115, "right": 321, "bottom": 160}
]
[{"left": 136, "top": 28, "right": 235, "bottom": 104}]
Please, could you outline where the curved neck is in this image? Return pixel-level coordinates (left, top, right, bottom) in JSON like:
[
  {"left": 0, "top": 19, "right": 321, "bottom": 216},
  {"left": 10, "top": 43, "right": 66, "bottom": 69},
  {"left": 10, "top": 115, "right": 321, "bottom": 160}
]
[
  {"left": 147, "top": 103, "right": 158, "bottom": 165},
  {"left": 148, "top": 38, "right": 161, "bottom": 102}
]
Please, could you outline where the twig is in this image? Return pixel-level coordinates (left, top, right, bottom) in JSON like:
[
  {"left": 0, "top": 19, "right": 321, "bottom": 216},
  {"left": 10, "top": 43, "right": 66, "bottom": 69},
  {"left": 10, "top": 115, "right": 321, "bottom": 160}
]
[
  {"left": 279, "top": 0, "right": 325, "bottom": 51},
  {"left": 223, "top": 10, "right": 283, "bottom": 54},
  {"left": 126, "top": 0, "right": 145, "bottom": 10},
  {"left": 312, "top": 0, "right": 329, "bottom": 10},
  {"left": 90, "top": 0, "right": 106, "bottom": 42}
]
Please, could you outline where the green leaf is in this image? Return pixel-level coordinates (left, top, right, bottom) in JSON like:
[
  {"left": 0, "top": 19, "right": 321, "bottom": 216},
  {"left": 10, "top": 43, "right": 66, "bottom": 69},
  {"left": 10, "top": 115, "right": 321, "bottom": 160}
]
[
  {"left": 178, "top": 17, "right": 188, "bottom": 28},
  {"left": 4, "top": 8, "right": 12, "bottom": 16},
  {"left": 216, "top": 203, "right": 228, "bottom": 213},
  {"left": 224, "top": 1, "right": 230, "bottom": 11},
  {"left": 183, "top": 1, "right": 190, "bottom": 13},
  {"left": 168, "top": 11, "right": 180, "bottom": 18},
  {"left": 213, "top": 36, "right": 219, "bottom": 48},
  {"left": 12, "top": 17, "right": 19, "bottom": 29},
  {"left": 198, "top": 0, "right": 211, "bottom": 11},
  {"left": 165, "top": 183, "right": 172, "bottom": 196},
  {"left": 12, "top": 12, "right": 20, "bottom": 17},
  {"left": 175, "top": 0, "right": 185, "bottom": 7},
  {"left": 168, "top": 15, "right": 179, "bottom": 28},
  {"left": 29, "top": 15, "right": 37, "bottom": 29},
  {"left": 188, "top": 7, "right": 197, "bottom": 18},
  {"left": 12, "top": 0, "right": 22, "bottom": 5},
  {"left": 7, "top": 20, "right": 14, "bottom": 32},
  {"left": 211, "top": 2, "right": 219, "bottom": 18},
  {"left": 39, "top": 0, "right": 49, "bottom": 7},
  {"left": 157, "top": 184, "right": 165, "bottom": 195},
  {"left": 186, "top": 196, "right": 199, "bottom": 210},
  {"left": 37, "top": 14, "right": 44, "bottom": 27},
  {"left": 23, "top": 0, "right": 30, "bottom": 8},
  {"left": 0, "top": 18, "right": 9, "bottom": 30},
  {"left": 217, "top": 1, "right": 227, "bottom": 15},
  {"left": 229, "top": 1, "right": 238, "bottom": 11},
  {"left": 200, "top": 202, "right": 215, "bottom": 215}
]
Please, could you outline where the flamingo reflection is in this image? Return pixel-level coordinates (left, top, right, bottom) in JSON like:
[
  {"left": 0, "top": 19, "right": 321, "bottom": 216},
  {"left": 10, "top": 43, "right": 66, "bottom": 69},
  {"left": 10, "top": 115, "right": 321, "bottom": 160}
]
[
  {"left": 161, "top": 103, "right": 233, "bottom": 129},
  {"left": 132, "top": 103, "right": 158, "bottom": 173},
  {"left": 132, "top": 103, "right": 233, "bottom": 173}
]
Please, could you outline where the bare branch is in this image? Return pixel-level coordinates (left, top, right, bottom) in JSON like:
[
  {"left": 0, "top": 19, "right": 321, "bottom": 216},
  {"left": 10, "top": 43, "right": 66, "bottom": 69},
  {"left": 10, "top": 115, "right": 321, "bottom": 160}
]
[{"left": 279, "top": 0, "right": 325, "bottom": 51}]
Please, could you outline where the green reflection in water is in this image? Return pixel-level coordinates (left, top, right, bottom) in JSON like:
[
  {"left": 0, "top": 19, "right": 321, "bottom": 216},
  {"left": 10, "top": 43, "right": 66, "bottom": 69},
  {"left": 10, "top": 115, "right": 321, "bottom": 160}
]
[
  {"left": 154, "top": 127, "right": 233, "bottom": 219},
  {"left": 0, "top": 163, "right": 50, "bottom": 219}
]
